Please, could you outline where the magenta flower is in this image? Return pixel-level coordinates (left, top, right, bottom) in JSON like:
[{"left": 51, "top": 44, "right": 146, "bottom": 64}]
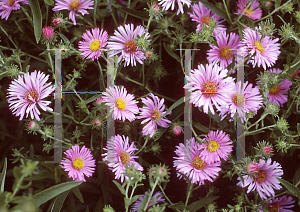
[
  {"left": 235, "top": 0, "right": 262, "bottom": 20},
  {"left": 0, "top": 0, "right": 29, "bottom": 20},
  {"left": 102, "top": 86, "right": 139, "bottom": 122},
  {"left": 107, "top": 24, "right": 150, "bottom": 67},
  {"left": 7, "top": 70, "right": 55, "bottom": 121},
  {"left": 184, "top": 63, "right": 235, "bottom": 115},
  {"left": 131, "top": 191, "right": 165, "bottom": 212},
  {"left": 102, "top": 135, "right": 143, "bottom": 182},
  {"left": 219, "top": 81, "right": 263, "bottom": 122},
  {"left": 199, "top": 130, "right": 233, "bottom": 164},
  {"left": 52, "top": 0, "right": 94, "bottom": 25},
  {"left": 188, "top": 1, "right": 226, "bottom": 35},
  {"left": 207, "top": 32, "right": 241, "bottom": 69},
  {"left": 42, "top": 26, "right": 54, "bottom": 39},
  {"left": 242, "top": 27, "right": 280, "bottom": 70},
  {"left": 137, "top": 93, "right": 171, "bottom": 138},
  {"left": 78, "top": 28, "right": 108, "bottom": 61},
  {"left": 158, "top": 0, "right": 191, "bottom": 15},
  {"left": 61, "top": 145, "right": 96, "bottom": 181},
  {"left": 265, "top": 68, "right": 292, "bottom": 107},
  {"left": 259, "top": 196, "right": 295, "bottom": 212},
  {"left": 237, "top": 158, "right": 283, "bottom": 200},
  {"left": 174, "top": 137, "right": 221, "bottom": 185}
]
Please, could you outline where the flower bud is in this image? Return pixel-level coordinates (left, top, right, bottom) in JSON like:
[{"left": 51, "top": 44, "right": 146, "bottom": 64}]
[
  {"left": 42, "top": 26, "right": 54, "bottom": 39},
  {"left": 247, "top": 162, "right": 259, "bottom": 174}
]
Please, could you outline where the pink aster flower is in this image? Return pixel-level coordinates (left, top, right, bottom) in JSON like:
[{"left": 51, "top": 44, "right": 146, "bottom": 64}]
[
  {"left": 199, "top": 130, "right": 233, "bottom": 164},
  {"left": 259, "top": 195, "right": 295, "bottom": 212},
  {"left": 107, "top": 24, "right": 150, "bottom": 67},
  {"left": 266, "top": 68, "right": 292, "bottom": 107},
  {"left": 188, "top": 1, "right": 226, "bottom": 35},
  {"left": 53, "top": 0, "right": 94, "bottom": 25},
  {"left": 174, "top": 137, "right": 221, "bottom": 185},
  {"left": 102, "top": 135, "right": 143, "bottom": 182},
  {"left": 207, "top": 32, "right": 241, "bottom": 69},
  {"left": 235, "top": 0, "right": 262, "bottom": 20},
  {"left": 137, "top": 93, "right": 171, "bottom": 137},
  {"left": 131, "top": 191, "right": 165, "bottom": 212},
  {"left": 184, "top": 63, "right": 235, "bottom": 115},
  {"left": 158, "top": 0, "right": 191, "bottom": 15},
  {"left": 0, "top": 0, "right": 29, "bottom": 20},
  {"left": 292, "top": 69, "right": 300, "bottom": 79},
  {"left": 61, "top": 145, "right": 96, "bottom": 181},
  {"left": 242, "top": 27, "right": 280, "bottom": 70},
  {"left": 102, "top": 86, "right": 139, "bottom": 122},
  {"left": 78, "top": 28, "right": 108, "bottom": 61},
  {"left": 219, "top": 81, "right": 263, "bottom": 122},
  {"left": 7, "top": 70, "right": 55, "bottom": 121},
  {"left": 237, "top": 158, "right": 283, "bottom": 200}
]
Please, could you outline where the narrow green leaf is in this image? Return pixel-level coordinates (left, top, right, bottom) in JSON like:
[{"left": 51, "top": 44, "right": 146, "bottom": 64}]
[
  {"left": 192, "top": 122, "right": 209, "bottom": 133},
  {"left": 157, "top": 97, "right": 184, "bottom": 121},
  {"left": 138, "top": 191, "right": 150, "bottom": 212},
  {"left": 84, "top": 94, "right": 102, "bottom": 104},
  {"left": 0, "top": 158, "right": 7, "bottom": 192},
  {"left": 71, "top": 187, "right": 84, "bottom": 203},
  {"left": 163, "top": 42, "right": 181, "bottom": 63},
  {"left": 48, "top": 190, "right": 69, "bottom": 212},
  {"left": 297, "top": 123, "right": 300, "bottom": 135},
  {"left": 28, "top": 0, "right": 42, "bottom": 44},
  {"left": 276, "top": 177, "right": 300, "bottom": 197},
  {"left": 199, "top": 1, "right": 229, "bottom": 23},
  {"left": 57, "top": 32, "right": 70, "bottom": 44},
  {"left": 168, "top": 201, "right": 186, "bottom": 210},
  {"left": 293, "top": 164, "right": 300, "bottom": 186},
  {"left": 130, "top": 195, "right": 143, "bottom": 205},
  {"left": 44, "top": 0, "right": 54, "bottom": 5},
  {"left": 32, "top": 181, "right": 82, "bottom": 207},
  {"left": 85, "top": 206, "right": 89, "bottom": 212},
  {"left": 187, "top": 195, "right": 219, "bottom": 211},
  {"left": 113, "top": 180, "right": 126, "bottom": 195},
  {"left": 120, "top": 8, "right": 148, "bottom": 20}
]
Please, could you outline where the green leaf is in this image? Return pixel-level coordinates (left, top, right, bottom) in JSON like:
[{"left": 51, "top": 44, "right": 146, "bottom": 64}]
[
  {"left": 0, "top": 158, "right": 7, "bottom": 192},
  {"left": 192, "top": 122, "right": 209, "bottom": 133},
  {"left": 113, "top": 180, "right": 126, "bottom": 195},
  {"left": 199, "top": 1, "right": 229, "bottom": 23},
  {"left": 71, "top": 187, "right": 84, "bottom": 203},
  {"left": 57, "top": 32, "right": 70, "bottom": 44},
  {"left": 157, "top": 97, "right": 184, "bottom": 121},
  {"left": 168, "top": 201, "right": 186, "bottom": 210},
  {"left": 297, "top": 123, "right": 300, "bottom": 135},
  {"left": 44, "top": 0, "right": 54, "bottom": 5},
  {"left": 138, "top": 191, "right": 150, "bottom": 212},
  {"left": 163, "top": 42, "right": 181, "bottom": 63},
  {"left": 48, "top": 190, "right": 69, "bottom": 212},
  {"left": 130, "top": 195, "right": 143, "bottom": 205},
  {"left": 29, "top": 0, "right": 42, "bottom": 44},
  {"left": 187, "top": 195, "right": 219, "bottom": 212},
  {"left": 120, "top": 8, "right": 148, "bottom": 20},
  {"left": 32, "top": 181, "right": 82, "bottom": 207},
  {"left": 293, "top": 165, "right": 300, "bottom": 186},
  {"left": 84, "top": 94, "right": 102, "bottom": 104},
  {"left": 276, "top": 177, "right": 300, "bottom": 197}
]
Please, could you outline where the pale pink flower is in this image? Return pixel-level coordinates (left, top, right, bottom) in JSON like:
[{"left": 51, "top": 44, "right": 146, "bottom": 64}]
[
  {"left": 235, "top": 0, "right": 262, "bottom": 20},
  {"left": 78, "top": 28, "right": 108, "bottom": 61},
  {"left": 53, "top": 0, "right": 94, "bottom": 25},
  {"left": 158, "top": 0, "right": 191, "bottom": 15},
  {"left": 0, "top": 0, "right": 29, "bottom": 20},
  {"left": 259, "top": 195, "right": 295, "bottom": 212},
  {"left": 7, "top": 70, "right": 55, "bottom": 121},
  {"left": 137, "top": 93, "right": 171, "bottom": 137},
  {"left": 237, "top": 158, "right": 283, "bottom": 200},
  {"left": 102, "top": 135, "right": 143, "bottom": 182},
  {"left": 107, "top": 24, "right": 150, "bottom": 67},
  {"left": 61, "top": 145, "right": 96, "bottom": 181}
]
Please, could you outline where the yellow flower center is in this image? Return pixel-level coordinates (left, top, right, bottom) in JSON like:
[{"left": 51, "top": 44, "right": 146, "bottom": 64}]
[
  {"left": 119, "top": 151, "right": 130, "bottom": 165},
  {"left": 115, "top": 98, "right": 126, "bottom": 110},
  {"left": 219, "top": 46, "right": 232, "bottom": 59},
  {"left": 125, "top": 40, "right": 137, "bottom": 53},
  {"left": 69, "top": 0, "right": 81, "bottom": 10},
  {"left": 25, "top": 90, "right": 39, "bottom": 102},
  {"left": 192, "top": 156, "right": 206, "bottom": 170},
  {"left": 207, "top": 141, "right": 220, "bottom": 152},
  {"left": 151, "top": 109, "right": 161, "bottom": 121},
  {"left": 72, "top": 158, "right": 84, "bottom": 170},
  {"left": 90, "top": 40, "right": 100, "bottom": 51},
  {"left": 254, "top": 170, "right": 266, "bottom": 184},
  {"left": 253, "top": 41, "right": 265, "bottom": 54},
  {"left": 268, "top": 203, "right": 280, "bottom": 212},
  {"left": 201, "top": 81, "right": 218, "bottom": 97},
  {"left": 232, "top": 94, "right": 245, "bottom": 106},
  {"left": 201, "top": 16, "right": 211, "bottom": 25},
  {"left": 244, "top": 8, "right": 253, "bottom": 15},
  {"left": 269, "top": 85, "right": 280, "bottom": 95},
  {"left": 7, "top": 0, "right": 15, "bottom": 7}
]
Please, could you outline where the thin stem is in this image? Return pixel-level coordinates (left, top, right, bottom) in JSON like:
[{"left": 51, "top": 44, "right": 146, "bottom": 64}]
[
  {"left": 179, "top": 43, "right": 185, "bottom": 74},
  {"left": 245, "top": 124, "right": 276, "bottom": 136},
  {"left": 146, "top": 16, "right": 153, "bottom": 32},
  {"left": 38, "top": 130, "right": 72, "bottom": 147},
  {"left": 123, "top": 0, "right": 131, "bottom": 25},
  {"left": 143, "top": 177, "right": 159, "bottom": 211},
  {"left": 142, "top": 63, "right": 145, "bottom": 87},
  {"left": 185, "top": 182, "right": 193, "bottom": 206},
  {"left": 97, "top": 60, "right": 106, "bottom": 91},
  {"left": 94, "top": 0, "right": 97, "bottom": 27},
  {"left": 158, "top": 184, "right": 180, "bottom": 212},
  {"left": 135, "top": 138, "right": 148, "bottom": 155},
  {"left": 222, "top": 0, "right": 232, "bottom": 24},
  {"left": 106, "top": 0, "right": 118, "bottom": 27},
  {"left": 11, "top": 175, "right": 25, "bottom": 200}
]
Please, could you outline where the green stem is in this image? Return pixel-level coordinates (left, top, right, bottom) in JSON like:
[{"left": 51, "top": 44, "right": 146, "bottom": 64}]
[
  {"left": 222, "top": 0, "right": 232, "bottom": 24},
  {"left": 185, "top": 182, "right": 193, "bottom": 206},
  {"left": 246, "top": 114, "right": 266, "bottom": 130},
  {"left": 97, "top": 60, "right": 106, "bottom": 90},
  {"left": 135, "top": 138, "right": 148, "bottom": 155},
  {"left": 11, "top": 175, "right": 25, "bottom": 200},
  {"left": 106, "top": 0, "right": 118, "bottom": 27},
  {"left": 143, "top": 177, "right": 159, "bottom": 211},
  {"left": 37, "top": 129, "right": 72, "bottom": 147},
  {"left": 146, "top": 16, "right": 153, "bottom": 32},
  {"left": 179, "top": 43, "right": 185, "bottom": 75},
  {"left": 94, "top": 0, "right": 97, "bottom": 27},
  {"left": 142, "top": 63, "right": 145, "bottom": 87},
  {"left": 245, "top": 124, "right": 276, "bottom": 136},
  {"left": 123, "top": 0, "right": 131, "bottom": 25}
]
